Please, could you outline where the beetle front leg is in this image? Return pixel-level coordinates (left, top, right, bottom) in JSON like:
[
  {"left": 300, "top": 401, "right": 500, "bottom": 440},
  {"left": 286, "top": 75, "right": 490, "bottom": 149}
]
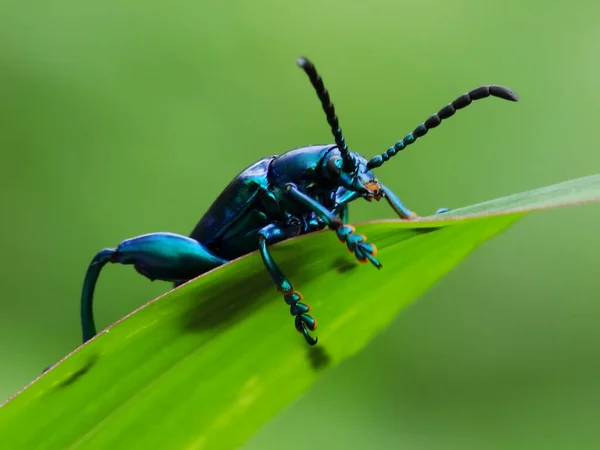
[
  {"left": 337, "top": 204, "right": 349, "bottom": 223},
  {"left": 284, "top": 183, "right": 381, "bottom": 269},
  {"left": 81, "top": 232, "right": 227, "bottom": 342},
  {"left": 380, "top": 184, "right": 450, "bottom": 218},
  {"left": 333, "top": 187, "right": 356, "bottom": 222},
  {"left": 379, "top": 183, "right": 417, "bottom": 219},
  {"left": 257, "top": 223, "right": 318, "bottom": 345}
]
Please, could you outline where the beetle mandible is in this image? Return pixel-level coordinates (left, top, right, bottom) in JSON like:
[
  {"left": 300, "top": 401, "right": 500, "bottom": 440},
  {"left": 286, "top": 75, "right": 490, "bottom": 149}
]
[{"left": 81, "top": 57, "right": 519, "bottom": 345}]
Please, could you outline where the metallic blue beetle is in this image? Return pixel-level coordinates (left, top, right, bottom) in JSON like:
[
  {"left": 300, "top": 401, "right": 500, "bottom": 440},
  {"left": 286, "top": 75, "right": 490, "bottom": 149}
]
[{"left": 81, "top": 57, "right": 518, "bottom": 345}]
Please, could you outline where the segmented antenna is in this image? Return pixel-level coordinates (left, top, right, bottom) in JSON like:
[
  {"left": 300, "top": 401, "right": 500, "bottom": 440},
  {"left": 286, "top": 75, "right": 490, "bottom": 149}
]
[
  {"left": 367, "top": 85, "right": 519, "bottom": 169},
  {"left": 297, "top": 57, "right": 355, "bottom": 171}
]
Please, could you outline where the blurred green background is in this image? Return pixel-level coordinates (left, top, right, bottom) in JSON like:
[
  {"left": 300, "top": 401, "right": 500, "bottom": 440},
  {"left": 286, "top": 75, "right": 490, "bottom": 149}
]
[{"left": 1, "top": 0, "right": 600, "bottom": 448}]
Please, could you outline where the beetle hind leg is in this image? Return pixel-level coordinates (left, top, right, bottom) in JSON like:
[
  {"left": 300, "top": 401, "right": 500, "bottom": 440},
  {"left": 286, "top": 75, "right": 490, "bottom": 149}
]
[
  {"left": 81, "top": 232, "right": 227, "bottom": 343},
  {"left": 258, "top": 223, "right": 318, "bottom": 345}
]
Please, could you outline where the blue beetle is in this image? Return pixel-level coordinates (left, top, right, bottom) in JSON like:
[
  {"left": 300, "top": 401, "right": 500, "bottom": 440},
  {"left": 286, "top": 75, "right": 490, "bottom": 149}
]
[{"left": 81, "top": 57, "right": 518, "bottom": 345}]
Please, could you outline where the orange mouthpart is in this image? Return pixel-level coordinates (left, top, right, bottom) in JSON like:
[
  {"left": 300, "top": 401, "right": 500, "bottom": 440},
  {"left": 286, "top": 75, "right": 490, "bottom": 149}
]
[
  {"left": 364, "top": 180, "right": 382, "bottom": 200},
  {"left": 364, "top": 180, "right": 381, "bottom": 192}
]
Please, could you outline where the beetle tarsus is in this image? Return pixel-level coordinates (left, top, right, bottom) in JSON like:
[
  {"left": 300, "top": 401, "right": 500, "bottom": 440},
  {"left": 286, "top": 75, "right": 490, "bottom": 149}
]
[
  {"left": 284, "top": 290, "right": 318, "bottom": 345},
  {"left": 336, "top": 225, "right": 382, "bottom": 269}
]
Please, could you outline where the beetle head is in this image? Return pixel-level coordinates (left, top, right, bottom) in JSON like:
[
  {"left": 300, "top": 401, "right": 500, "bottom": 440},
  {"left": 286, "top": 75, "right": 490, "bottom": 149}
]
[{"left": 325, "top": 151, "right": 382, "bottom": 201}]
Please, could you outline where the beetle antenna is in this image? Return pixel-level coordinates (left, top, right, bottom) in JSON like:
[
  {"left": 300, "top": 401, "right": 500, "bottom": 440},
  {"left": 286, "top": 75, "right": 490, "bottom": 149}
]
[
  {"left": 297, "top": 57, "right": 355, "bottom": 171},
  {"left": 367, "top": 85, "right": 519, "bottom": 169},
  {"left": 80, "top": 248, "right": 116, "bottom": 342}
]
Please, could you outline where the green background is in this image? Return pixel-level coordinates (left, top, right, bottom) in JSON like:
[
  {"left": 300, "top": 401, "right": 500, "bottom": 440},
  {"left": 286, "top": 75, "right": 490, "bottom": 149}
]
[{"left": 1, "top": 0, "right": 599, "bottom": 448}]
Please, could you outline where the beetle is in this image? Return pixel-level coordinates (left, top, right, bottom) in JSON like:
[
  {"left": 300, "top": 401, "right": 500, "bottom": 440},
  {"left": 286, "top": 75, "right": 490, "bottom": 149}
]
[{"left": 80, "top": 57, "right": 518, "bottom": 346}]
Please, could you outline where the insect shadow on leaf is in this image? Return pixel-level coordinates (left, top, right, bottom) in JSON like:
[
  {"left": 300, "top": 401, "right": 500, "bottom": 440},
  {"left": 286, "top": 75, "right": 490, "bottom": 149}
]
[
  {"left": 307, "top": 345, "right": 331, "bottom": 371},
  {"left": 182, "top": 249, "right": 306, "bottom": 332},
  {"left": 332, "top": 257, "right": 359, "bottom": 274},
  {"left": 56, "top": 354, "right": 99, "bottom": 389}
]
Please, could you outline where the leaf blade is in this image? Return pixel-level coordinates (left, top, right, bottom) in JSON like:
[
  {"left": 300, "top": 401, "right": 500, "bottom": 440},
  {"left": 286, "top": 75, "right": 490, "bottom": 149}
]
[{"left": 2, "top": 175, "right": 600, "bottom": 449}]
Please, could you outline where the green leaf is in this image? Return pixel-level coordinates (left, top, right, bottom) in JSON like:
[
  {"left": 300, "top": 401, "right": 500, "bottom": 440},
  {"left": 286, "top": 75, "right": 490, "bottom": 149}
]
[{"left": 2, "top": 175, "right": 600, "bottom": 450}]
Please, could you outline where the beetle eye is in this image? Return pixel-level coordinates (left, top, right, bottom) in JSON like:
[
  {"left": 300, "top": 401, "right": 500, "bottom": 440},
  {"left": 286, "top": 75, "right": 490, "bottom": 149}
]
[{"left": 326, "top": 156, "right": 341, "bottom": 175}]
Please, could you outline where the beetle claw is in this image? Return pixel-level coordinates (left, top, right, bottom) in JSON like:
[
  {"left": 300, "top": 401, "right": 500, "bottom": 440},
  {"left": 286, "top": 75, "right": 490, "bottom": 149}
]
[
  {"left": 294, "top": 311, "right": 318, "bottom": 345},
  {"left": 297, "top": 320, "right": 318, "bottom": 345}
]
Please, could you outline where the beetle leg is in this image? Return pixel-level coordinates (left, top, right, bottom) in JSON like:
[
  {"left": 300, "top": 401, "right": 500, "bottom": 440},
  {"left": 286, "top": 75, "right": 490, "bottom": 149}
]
[
  {"left": 284, "top": 183, "right": 381, "bottom": 269},
  {"left": 379, "top": 183, "right": 418, "bottom": 219},
  {"left": 333, "top": 187, "right": 358, "bottom": 221},
  {"left": 80, "top": 232, "right": 227, "bottom": 343},
  {"left": 380, "top": 184, "right": 450, "bottom": 218},
  {"left": 335, "top": 204, "right": 349, "bottom": 223},
  {"left": 257, "top": 223, "right": 318, "bottom": 345}
]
